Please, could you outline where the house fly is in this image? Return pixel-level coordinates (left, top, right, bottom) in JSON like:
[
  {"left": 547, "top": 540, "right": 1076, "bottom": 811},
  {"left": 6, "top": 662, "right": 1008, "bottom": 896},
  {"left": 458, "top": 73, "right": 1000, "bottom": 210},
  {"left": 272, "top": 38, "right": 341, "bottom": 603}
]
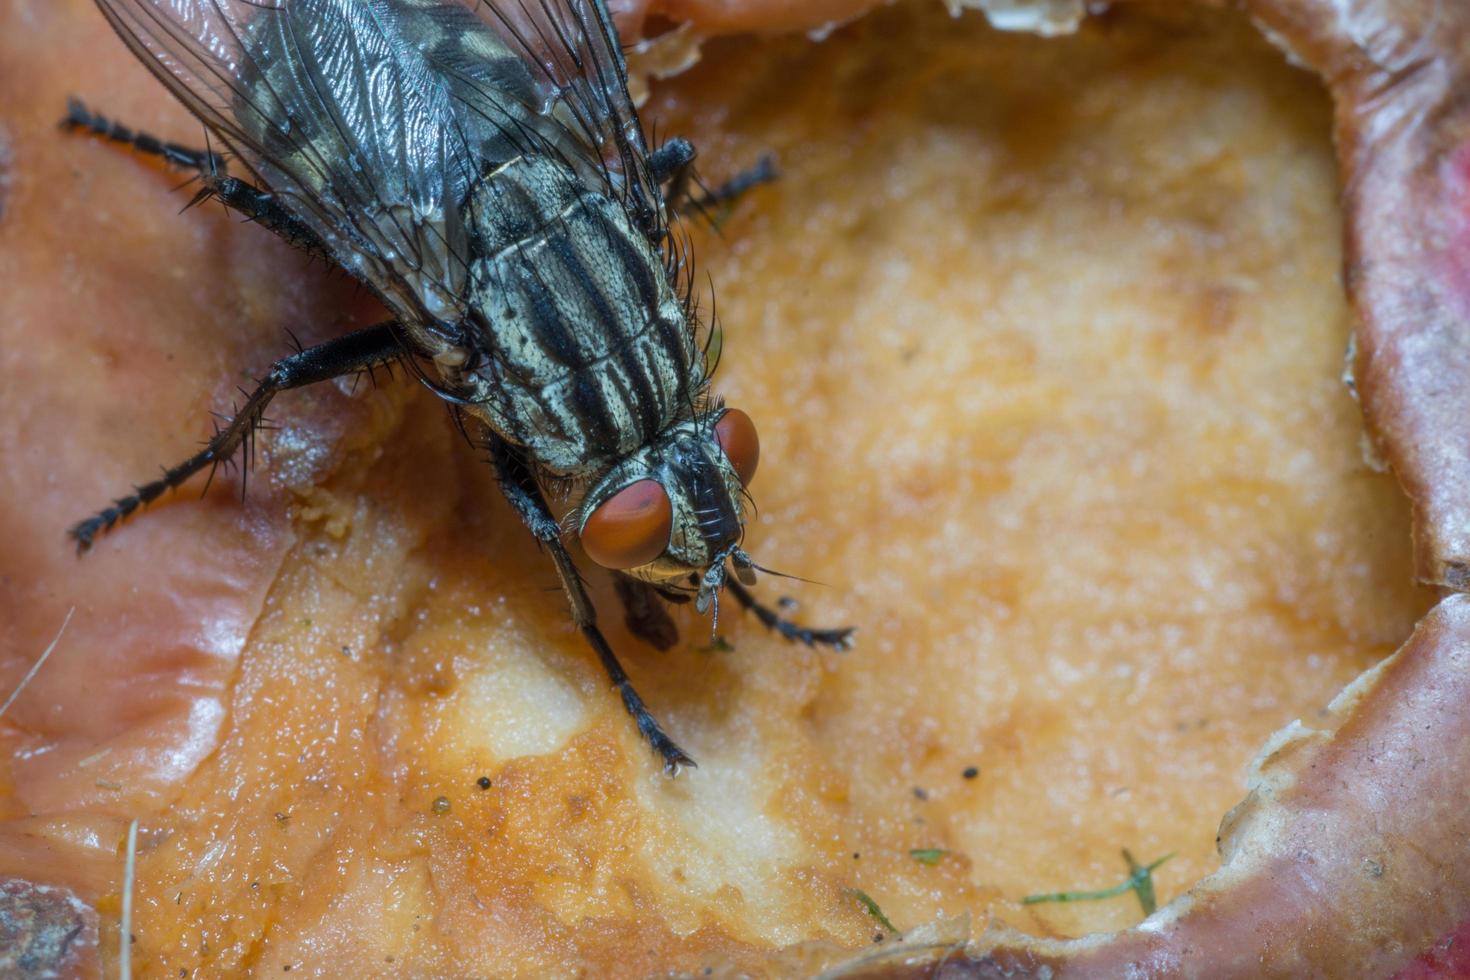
[{"left": 66, "top": 0, "right": 852, "bottom": 772}]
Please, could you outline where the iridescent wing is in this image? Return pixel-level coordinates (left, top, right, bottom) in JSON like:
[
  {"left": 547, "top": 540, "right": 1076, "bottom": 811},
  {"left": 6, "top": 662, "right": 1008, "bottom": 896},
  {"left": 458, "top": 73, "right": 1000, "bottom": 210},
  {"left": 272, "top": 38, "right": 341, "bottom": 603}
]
[
  {"left": 469, "top": 0, "right": 666, "bottom": 236},
  {"left": 92, "top": 0, "right": 665, "bottom": 329}
]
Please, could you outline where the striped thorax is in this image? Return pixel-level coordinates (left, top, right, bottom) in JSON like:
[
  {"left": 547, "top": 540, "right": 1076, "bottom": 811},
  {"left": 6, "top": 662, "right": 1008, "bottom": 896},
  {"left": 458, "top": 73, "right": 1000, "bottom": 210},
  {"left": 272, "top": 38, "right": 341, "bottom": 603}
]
[{"left": 449, "top": 152, "right": 755, "bottom": 597}]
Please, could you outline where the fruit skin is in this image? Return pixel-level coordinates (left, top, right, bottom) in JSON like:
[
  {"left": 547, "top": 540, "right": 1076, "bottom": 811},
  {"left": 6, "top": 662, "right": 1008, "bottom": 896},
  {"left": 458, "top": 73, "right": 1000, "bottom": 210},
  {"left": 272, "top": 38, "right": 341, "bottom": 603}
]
[{"left": 1244, "top": 0, "right": 1470, "bottom": 591}]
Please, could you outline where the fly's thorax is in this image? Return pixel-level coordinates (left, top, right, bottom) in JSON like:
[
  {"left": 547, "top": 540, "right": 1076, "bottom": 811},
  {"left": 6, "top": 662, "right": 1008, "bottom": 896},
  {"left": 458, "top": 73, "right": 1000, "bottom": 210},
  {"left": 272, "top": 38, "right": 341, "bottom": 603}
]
[
  {"left": 455, "top": 155, "right": 703, "bottom": 478},
  {"left": 573, "top": 412, "right": 749, "bottom": 582}
]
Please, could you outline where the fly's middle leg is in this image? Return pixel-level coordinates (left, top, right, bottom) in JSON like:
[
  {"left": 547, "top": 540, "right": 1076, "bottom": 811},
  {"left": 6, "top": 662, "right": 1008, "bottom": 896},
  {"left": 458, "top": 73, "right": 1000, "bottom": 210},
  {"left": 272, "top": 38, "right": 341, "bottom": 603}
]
[
  {"left": 69, "top": 323, "right": 405, "bottom": 551},
  {"left": 485, "top": 439, "right": 695, "bottom": 774}
]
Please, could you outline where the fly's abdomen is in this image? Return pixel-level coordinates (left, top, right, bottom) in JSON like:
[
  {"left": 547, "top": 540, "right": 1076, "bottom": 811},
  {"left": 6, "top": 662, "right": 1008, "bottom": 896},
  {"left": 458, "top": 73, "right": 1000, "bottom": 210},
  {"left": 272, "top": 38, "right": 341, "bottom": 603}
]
[{"left": 465, "top": 156, "right": 699, "bottom": 476}]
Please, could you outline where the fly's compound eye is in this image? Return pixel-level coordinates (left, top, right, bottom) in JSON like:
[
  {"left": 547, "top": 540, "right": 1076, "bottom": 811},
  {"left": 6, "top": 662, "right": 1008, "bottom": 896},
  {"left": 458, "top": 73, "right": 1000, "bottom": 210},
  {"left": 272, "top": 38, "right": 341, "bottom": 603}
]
[
  {"left": 714, "top": 408, "right": 760, "bottom": 486},
  {"left": 581, "top": 479, "right": 673, "bottom": 569}
]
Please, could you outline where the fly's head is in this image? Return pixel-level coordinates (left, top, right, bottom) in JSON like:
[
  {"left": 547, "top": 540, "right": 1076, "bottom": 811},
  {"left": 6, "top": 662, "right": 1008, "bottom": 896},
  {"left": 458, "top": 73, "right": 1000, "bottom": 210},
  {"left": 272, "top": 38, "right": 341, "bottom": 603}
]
[{"left": 574, "top": 407, "right": 761, "bottom": 613}]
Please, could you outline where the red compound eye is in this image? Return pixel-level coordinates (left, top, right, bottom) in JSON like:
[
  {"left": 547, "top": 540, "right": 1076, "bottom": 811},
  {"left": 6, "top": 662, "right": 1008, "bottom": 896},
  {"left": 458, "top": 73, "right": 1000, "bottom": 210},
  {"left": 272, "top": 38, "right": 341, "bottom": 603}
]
[
  {"left": 581, "top": 479, "right": 673, "bottom": 569},
  {"left": 714, "top": 408, "right": 759, "bottom": 487}
]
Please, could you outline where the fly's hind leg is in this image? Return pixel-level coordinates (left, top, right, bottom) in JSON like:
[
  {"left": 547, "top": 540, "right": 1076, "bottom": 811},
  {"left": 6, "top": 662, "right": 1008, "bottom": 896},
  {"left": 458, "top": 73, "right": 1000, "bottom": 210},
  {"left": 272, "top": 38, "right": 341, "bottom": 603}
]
[
  {"left": 485, "top": 438, "right": 695, "bottom": 774},
  {"left": 62, "top": 98, "right": 334, "bottom": 262},
  {"left": 723, "top": 578, "right": 855, "bottom": 651},
  {"left": 62, "top": 97, "right": 224, "bottom": 171},
  {"left": 649, "top": 137, "right": 777, "bottom": 219},
  {"left": 70, "top": 323, "right": 405, "bottom": 551}
]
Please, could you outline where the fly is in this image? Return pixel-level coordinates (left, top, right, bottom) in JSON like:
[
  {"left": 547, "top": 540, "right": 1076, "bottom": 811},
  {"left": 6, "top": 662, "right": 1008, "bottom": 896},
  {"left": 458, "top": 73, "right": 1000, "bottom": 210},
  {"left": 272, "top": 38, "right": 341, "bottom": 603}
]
[{"left": 65, "top": 0, "right": 852, "bottom": 772}]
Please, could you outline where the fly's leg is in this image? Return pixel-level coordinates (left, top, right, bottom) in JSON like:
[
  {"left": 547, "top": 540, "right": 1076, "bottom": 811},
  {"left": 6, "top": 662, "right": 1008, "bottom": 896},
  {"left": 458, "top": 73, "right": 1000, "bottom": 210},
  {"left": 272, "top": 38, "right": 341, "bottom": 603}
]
[
  {"left": 65, "top": 99, "right": 395, "bottom": 549},
  {"left": 614, "top": 576, "right": 680, "bottom": 652},
  {"left": 649, "top": 138, "right": 698, "bottom": 215},
  {"left": 70, "top": 323, "right": 405, "bottom": 551},
  {"left": 723, "top": 578, "right": 856, "bottom": 651},
  {"left": 62, "top": 98, "right": 223, "bottom": 171},
  {"left": 649, "top": 137, "right": 777, "bottom": 218},
  {"left": 696, "top": 155, "right": 778, "bottom": 211},
  {"left": 63, "top": 99, "right": 333, "bottom": 262},
  {"left": 486, "top": 439, "right": 695, "bottom": 774},
  {"left": 188, "top": 175, "right": 336, "bottom": 263}
]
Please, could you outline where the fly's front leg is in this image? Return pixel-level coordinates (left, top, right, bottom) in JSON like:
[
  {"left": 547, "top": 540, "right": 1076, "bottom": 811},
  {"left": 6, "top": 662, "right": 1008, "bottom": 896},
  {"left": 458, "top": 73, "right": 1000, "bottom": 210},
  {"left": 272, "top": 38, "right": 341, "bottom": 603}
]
[
  {"left": 486, "top": 440, "right": 695, "bottom": 774},
  {"left": 70, "top": 323, "right": 405, "bottom": 550},
  {"left": 723, "top": 578, "right": 855, "bottom": 651},
  {"left": 649, "top": 137, "right": 777, "bottom": 218}
]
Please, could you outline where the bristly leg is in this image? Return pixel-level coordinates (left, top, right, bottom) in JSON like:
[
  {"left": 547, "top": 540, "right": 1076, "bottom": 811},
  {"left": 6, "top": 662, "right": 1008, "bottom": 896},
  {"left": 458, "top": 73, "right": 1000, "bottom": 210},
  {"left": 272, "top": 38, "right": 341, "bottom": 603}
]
[
  {"left": 69, "top": 323, "right": 405, "bottom": 551},
  {"left": 63, "top": 99, "right": 336, "bottom": 263},
  {"left": 649, "top": 136, "right": 778, "bottom": 219},
  {"left": 485, "top": 437, "right": 695, "bottom": 774},
  {"left": 694, "top": 154, "right": 778, "bottom": 212},
  {"left": 724, "top": 578, "right": 855, "bottom": 650},
  {"left": 62, "top": 97, "right": 223, "bottom": 172},
  {"left": 649, "top": 137, "right": 697, "bottom": 207},
  {"left": 186, "top": 175, "right": 337, "bottom": 263}
]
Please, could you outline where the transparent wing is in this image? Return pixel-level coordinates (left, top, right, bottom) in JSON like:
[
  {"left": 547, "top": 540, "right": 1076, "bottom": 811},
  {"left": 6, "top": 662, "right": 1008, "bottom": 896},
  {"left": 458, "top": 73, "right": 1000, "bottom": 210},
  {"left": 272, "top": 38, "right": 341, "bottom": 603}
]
[
  {"left": 94, "top": 0, "right": 667, "bottom": 321},
  {"left": 468, "top": 0, "right": 667, "bottom": 238},
  {"left": 94, "top": 0, "right": 539, "bottom": 324}
]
